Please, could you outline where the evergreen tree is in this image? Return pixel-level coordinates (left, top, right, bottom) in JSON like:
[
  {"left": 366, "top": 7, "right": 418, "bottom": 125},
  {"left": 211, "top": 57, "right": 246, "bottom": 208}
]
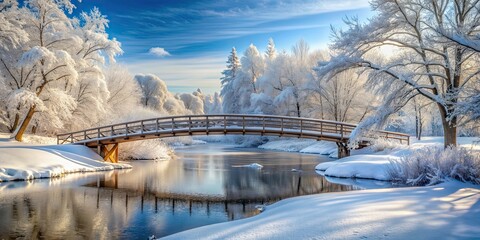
[{"left": 220, "top": 47, "right": 241, "bottom": 113}]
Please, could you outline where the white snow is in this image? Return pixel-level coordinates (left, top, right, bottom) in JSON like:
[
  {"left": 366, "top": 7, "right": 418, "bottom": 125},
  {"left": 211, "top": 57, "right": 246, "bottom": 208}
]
[
  {"left": 164, "top": 181, "right": 480, "bottom": 240},
  {"left": 235, "top": 163, "right": 264, "bottom": 169},
  {"left": 0, "top": 134, "right": 131, "bottom": 182},
  {"left": 258, "top": 139, "right": 315, "bottom": 152},
  {"left": 258, "top": 139, "right": 338, "bottom": 158},
  {"left": 316, "top": 137, "right": 480, "bottom": 181}
]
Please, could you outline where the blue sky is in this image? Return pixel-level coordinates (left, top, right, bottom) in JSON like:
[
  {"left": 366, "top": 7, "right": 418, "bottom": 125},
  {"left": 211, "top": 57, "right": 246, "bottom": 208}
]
[{"left": 74, "top": 0, "right": 373, "bottom": 93}]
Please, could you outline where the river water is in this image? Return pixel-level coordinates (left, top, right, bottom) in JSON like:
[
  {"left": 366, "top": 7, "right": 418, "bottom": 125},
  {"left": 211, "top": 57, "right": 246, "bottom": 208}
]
[{"left": 0, "top": 144, "right": 361, "bottom": 239}]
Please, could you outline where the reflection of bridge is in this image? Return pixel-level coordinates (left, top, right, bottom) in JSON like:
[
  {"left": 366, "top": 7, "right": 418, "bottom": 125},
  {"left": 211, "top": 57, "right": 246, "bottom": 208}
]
[{"left": 57, "top": 114, "right": 410, "bottom": 162}]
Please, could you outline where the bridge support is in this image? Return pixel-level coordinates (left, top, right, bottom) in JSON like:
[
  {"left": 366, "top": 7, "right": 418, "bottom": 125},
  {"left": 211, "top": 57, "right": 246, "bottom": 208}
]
[
  {"left": 97, "top": 143, "right": 119, "bottom": 163},
  {"left": 336, "top": 142, "right": 350, "bottom": 159}
]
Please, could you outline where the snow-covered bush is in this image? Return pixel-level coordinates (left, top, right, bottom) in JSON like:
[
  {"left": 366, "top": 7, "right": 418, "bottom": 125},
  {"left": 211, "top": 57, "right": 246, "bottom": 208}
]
[
  {"left": 388, "top": 147, "right": 480, "bottom": 186},
  {"left": 370, "top": 138, "right": 406, "bottom": 152},
  {"left": 119, "top": 139, "right": 173, "bottom": 160}
]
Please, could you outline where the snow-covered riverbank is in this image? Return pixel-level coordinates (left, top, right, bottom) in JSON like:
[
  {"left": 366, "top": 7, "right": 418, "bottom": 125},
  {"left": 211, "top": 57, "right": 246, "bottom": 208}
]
[
  {"left": 164, "top": 181, "right": 480, "bottom": 239},
  {"left": 0, "top": 134, "right": 131, "bottom": 182},
  {"left": 257, "top": 137, "right": 479, "bottom": 181},
  {"left": 316, "top": 137, "right": 479, "bottom": 181}
]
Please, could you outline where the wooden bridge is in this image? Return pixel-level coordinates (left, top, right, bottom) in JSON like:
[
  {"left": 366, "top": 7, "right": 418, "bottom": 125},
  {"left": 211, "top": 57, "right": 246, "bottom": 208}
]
[{"left": 57, "top": 114, "right": 410, "bottom": 162}]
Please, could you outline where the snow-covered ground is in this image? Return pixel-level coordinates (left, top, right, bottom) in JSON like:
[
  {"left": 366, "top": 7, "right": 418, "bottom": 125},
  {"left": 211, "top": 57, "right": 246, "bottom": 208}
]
[
  {"left": 164, "top": 181, "right": 480, "bottom": 240},
  {"left": 317, "top": 137, "right": 479, "bottom": 181},
  {"left": 0, "top": 134, "right": 131, "bottom": 182},
  {"left": 259, "top": 139, "right": 338, "bottom": 157}
]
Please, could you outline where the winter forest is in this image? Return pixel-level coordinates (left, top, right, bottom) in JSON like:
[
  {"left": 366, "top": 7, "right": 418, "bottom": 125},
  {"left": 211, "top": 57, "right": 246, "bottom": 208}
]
[{"left": 0, "top": 0, "right": 479, "bottom": 147}]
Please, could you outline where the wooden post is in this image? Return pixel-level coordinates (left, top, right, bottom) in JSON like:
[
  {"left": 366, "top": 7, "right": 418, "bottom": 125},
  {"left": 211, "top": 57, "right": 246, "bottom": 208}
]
[
  {"left": 224, "top": 115, "right": 227, "bottom": 134},
  {"left": 262, "top": 117, "right": 265, "bottom": 134},
  {"left": 101, "top": 143, "right": 119, "bottom": 163},
  {"left": 340, "top": 124, "right": 344, "bottom": 140},
  {"left": 300, "top": 119, "right": 303, "bottom": 137},
  {"left": 320, "top": 122, "right": 323, "bottom": 136},
  {"left": 206, "top": 116, "right": 209, "bottom": 135},
  {"left": 280, "top": 118, "right": 283, "bottom": 136},
  {"left": 242, "top": 116, "right": 245, "bottom": 134},
  {"left": 189, "top": 116, "right": 192, "bottom": 135}
]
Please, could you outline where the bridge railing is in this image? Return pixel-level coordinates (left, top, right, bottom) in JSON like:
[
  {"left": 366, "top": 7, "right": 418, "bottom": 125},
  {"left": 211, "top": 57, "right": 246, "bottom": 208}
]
[{"left": 57, "top": 114, "right": 410, "bottom": 145}]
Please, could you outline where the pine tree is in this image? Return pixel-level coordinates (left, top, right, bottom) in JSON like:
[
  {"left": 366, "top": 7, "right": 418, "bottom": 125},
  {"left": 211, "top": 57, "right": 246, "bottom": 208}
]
[{"left": 220, "top": 47, "right": 241, "bottom": 113}]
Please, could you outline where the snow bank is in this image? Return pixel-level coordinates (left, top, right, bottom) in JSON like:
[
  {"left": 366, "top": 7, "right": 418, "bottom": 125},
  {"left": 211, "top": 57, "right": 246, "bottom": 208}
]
[
  {"left": 258, "top": 139, "right": 338, "bottom": 157},
  {"left": 317, "top": 137, "right": 480, "bottom": 181},
  {"left": 0, "top": 135, "right": 131, "bottom": 182},
  {"left": 164, "top": 181, "right": 480, "bottom": 240}
]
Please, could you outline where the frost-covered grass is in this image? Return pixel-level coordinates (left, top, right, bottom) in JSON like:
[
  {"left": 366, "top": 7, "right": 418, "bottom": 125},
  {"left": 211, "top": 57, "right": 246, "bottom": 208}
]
[{"left": 388, "top": 147, "right": 480, "bottom": 186}]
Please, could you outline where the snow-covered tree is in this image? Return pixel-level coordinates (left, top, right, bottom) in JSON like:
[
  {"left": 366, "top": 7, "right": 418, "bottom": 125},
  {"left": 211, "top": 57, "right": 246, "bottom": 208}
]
[
  {"left": 135, "top": 74, "right": 169, "bottom": 110},
  {"left": 254, "top": 40, "right": 318, "bottom": 117},
  {"left": 234, "top": 44, "right": 264, "bottom": 112},
  {"left": 265, "top": 38, "right": 277, "bottom": 60},
  {"left": 311, "top": 69, "right": 375, "bottom": 123},
  {"left": 134, "top": 73, "right": 196, "bottom": 116},
  {"left": 0, "top": 0, "right": 121, "bottom": 140},
  {"left": 104, "top": 64, "right": 141, "bottom": 114},
  {"left": 179, "top": 92, "right": 204, "bottom": 115},
  {"left": 208, "top": 92, "right": 222, "bottom": 113},
  {"left": 202, "top": 91, "right": 222, "bottom": 114},
  {"left": 0, "top": 0, "right": 27, "bottom": 49},
  {"left": 317, "top": 0, "right": 480, "bottom": 147},
  {"left": 220, "top": 47, "right": 241, "bottom": 113}
]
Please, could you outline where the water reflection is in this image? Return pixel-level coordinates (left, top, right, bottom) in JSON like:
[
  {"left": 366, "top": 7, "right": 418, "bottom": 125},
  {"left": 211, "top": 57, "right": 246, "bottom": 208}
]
[{"left": 0, "top": 144, "right": 358, "bottom": 239}]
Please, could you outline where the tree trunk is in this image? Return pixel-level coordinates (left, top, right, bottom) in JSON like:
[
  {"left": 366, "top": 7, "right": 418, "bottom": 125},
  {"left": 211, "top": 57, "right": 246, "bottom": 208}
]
[
  {"left": 438, "top": 104, "right": 457, "bottom": 148},
  {"left": 32, "top": 124, "right": 37, "bottom": 135},
  {"left": 442, "top": 119, "right": 457, "bottom": 148},
  {"left": 14, "top": 105, "right": 36, "bottom": 142},
  {"left": 415, "top": 104, "right": 420, "bottom": 140},
  {"left": 8, "top": 113, "right": 20, "bottom": 133},
  {"left": 418, "top": 107, "right": 423, "bottom": 140},
  {"left": 296, "top": 101, "right": 301, "bottom": 117}
]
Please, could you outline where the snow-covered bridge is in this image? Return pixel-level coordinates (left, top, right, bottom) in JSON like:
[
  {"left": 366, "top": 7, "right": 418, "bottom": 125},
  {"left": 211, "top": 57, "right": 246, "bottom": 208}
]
[{"left": 57, "top": 114, "right": 410, "bottom": 162}]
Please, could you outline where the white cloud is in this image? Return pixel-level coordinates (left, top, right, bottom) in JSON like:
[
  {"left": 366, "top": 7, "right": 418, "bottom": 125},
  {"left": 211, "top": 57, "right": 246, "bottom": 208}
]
[{"left": 149, "top": 47, "right": 171, "bottom": 57}]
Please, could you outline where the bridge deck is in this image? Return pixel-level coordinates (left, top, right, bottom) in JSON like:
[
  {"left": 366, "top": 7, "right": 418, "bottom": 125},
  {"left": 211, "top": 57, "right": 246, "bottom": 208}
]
[{"left": 57, "top": 114, "right": 410, "bottom": 147}]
